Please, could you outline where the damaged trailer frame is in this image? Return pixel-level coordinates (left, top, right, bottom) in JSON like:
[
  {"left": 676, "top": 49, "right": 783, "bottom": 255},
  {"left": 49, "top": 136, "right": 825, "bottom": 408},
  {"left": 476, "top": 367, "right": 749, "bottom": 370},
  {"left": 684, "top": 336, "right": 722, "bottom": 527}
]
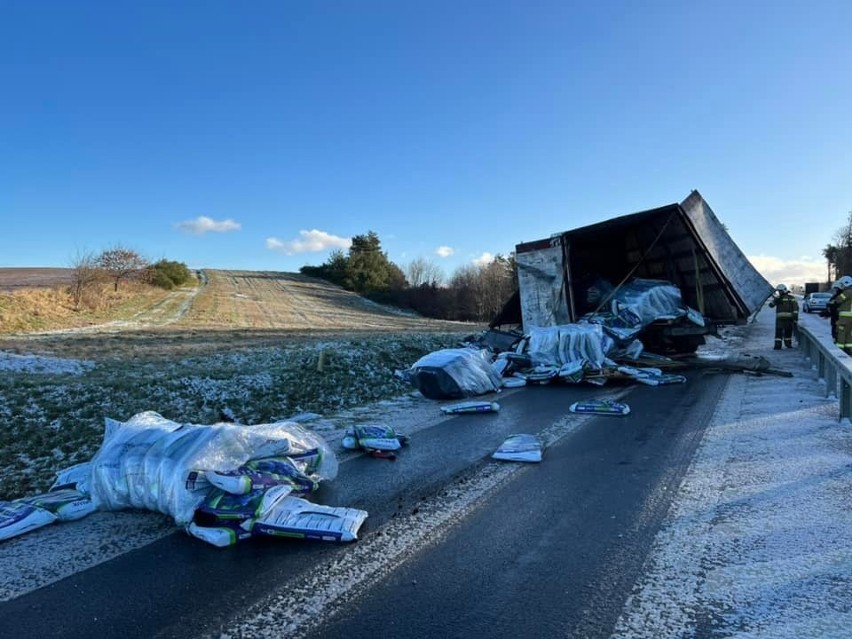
[{"left": 495, "top": 190, "right": 774, "bottom": 354}]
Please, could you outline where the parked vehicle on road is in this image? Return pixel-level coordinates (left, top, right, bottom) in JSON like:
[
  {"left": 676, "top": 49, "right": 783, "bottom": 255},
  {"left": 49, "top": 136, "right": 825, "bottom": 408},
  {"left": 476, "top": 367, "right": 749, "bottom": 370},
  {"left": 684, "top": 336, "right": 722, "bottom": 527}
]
[{"left": 803, "top": 291, "right": 831, "bottom": 313}]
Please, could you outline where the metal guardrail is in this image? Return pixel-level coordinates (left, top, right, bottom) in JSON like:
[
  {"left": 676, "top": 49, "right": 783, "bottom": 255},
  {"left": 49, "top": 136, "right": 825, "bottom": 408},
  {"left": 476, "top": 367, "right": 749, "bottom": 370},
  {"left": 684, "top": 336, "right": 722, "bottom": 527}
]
[{"left": 798, "top": 323, "right": 852, "bottom": 420}]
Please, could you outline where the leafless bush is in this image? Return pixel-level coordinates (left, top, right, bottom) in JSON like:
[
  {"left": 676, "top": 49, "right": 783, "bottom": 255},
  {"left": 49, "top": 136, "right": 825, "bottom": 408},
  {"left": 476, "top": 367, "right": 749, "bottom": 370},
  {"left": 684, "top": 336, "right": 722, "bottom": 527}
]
[{"left": 68, "top": 250, "right": 102, "bottom": 311}]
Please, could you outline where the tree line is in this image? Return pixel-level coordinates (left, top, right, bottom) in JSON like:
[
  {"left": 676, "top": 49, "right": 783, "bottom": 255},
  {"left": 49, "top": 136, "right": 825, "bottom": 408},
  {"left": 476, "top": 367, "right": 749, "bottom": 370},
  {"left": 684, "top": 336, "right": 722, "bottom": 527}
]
[
  {"left": 822, "top": 210, "right": 852, "bottom": 284},
  {"left": 300, "top": 231, "right": 517, "bottom": 323},
  {"left": 70, "top": 246, "right": 192, "bottom": 310}
]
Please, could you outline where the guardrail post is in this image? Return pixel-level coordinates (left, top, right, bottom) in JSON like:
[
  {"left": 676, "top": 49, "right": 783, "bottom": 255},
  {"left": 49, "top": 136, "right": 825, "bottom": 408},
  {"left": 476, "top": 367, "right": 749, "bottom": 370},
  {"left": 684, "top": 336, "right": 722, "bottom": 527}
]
[
  {"left": 796, "top": 324, "right": 852, "bottom": 419},
  {"left": 827, "top": 361, "right": 837, "bottom": 399}
]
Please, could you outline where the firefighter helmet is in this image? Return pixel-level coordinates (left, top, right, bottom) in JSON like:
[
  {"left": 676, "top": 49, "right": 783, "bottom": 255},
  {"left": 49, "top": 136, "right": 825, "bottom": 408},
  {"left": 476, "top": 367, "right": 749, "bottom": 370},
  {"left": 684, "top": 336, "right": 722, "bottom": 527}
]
[
  {"left": 775, "top": 284, "right": 788, "bottom": 293},
  {"left": 838, "top": 276, "right": 852, "bottom": 290}
]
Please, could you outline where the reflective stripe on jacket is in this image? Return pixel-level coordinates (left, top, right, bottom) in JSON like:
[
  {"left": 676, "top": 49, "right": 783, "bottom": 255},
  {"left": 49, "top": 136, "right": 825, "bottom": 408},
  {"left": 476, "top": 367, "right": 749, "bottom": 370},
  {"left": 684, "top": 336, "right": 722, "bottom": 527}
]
[{"left": 769, "top": 293, "right": 799, "bottom": 320}]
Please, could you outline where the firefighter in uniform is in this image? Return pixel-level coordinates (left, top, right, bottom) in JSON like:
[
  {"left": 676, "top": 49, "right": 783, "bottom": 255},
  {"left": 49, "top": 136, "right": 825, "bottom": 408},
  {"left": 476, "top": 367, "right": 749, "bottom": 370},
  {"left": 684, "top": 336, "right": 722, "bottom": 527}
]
[
  {"left": 823, "top": 279, "right": 843, "bottom": 340},
  {"left": 828, "top": 275, "right": 852, "bottom": 353},
  {"left": 768, "top": 284, "right": 798, "bottom": 349}
]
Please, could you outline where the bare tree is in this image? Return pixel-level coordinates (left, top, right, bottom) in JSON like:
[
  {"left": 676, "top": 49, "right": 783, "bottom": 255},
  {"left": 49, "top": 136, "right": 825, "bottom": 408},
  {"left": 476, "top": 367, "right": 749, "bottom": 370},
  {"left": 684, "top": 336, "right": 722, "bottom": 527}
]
[
  {"left": 68, "top": 249, "right": 101, "bottom": 311},
  {"left": 96, "top": 245, "right": 150, "bottom": 291},
  {"left": 822, "top": 244, "right": 838, "bottom": 283},
  {"left": 406, "top": 257, "right": 444, "bottom": 288},
  {"left": 448, "top": 263, "right": 480, "bottom": 320},
  {"left": 446, "top": 254, "right": 516, "bottom": 322},
  {"left": 831, "top": 211, "right": 852, "bottom": 279},
  {"left": 479, "top": 255, "right": 515, "bottom": 320}
]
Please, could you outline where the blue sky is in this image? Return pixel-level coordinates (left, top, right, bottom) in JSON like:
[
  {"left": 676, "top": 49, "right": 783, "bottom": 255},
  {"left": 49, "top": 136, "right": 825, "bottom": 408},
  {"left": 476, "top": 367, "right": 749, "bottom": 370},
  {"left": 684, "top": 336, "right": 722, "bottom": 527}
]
[{"left": 2, "top": 1, "right": 850, "bottom": 286}]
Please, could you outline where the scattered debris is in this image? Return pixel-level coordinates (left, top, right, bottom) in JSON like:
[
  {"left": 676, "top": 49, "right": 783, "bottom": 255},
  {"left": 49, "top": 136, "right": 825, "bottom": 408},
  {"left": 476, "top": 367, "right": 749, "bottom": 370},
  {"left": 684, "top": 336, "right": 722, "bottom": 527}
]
[
  {"left": 569, "top": 399, "right": 631, "bottom": 416},
  {"left": 492, "top": 434, "right": 545, "bottom": 463},
  {"left": 675, "top": 354, "right": 794, "bottom": 378},
  {"left": 18, "top": 488, "right": 96, "bottom": 521},
  {"left": 0, "top": 501, "right": 57, "bottom": 542},
  {"left": 251, "top": 497, "right": 368, "bottom": 542},
  {"left": 515, "top": 365, "right": 559, "bottom": 385},
  {"left": 440, "top": 401, "right": 501, "bottom": 415},
  {"left": 186, "top": 481, "right": 368, "bottom": 547},
  {"left": 614, "top": 365, "right": 687, "bottom": 386},
  {"left": 341, "top": 425, "right": 410, "bottom": 459}
]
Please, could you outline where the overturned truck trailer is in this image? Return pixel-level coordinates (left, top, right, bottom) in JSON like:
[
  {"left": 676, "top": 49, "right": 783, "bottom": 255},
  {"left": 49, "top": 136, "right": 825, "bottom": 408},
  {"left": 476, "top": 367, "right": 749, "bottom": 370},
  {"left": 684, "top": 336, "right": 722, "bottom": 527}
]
[{"left": 497, "top": 190, "right": 773, "bottom": 354}]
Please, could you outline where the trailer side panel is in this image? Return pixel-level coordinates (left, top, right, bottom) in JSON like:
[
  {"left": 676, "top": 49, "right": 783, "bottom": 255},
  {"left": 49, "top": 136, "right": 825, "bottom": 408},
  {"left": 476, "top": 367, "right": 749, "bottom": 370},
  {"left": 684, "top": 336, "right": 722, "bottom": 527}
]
[{"left": 516, "top": 238, "right": 570, "bottom": 328}]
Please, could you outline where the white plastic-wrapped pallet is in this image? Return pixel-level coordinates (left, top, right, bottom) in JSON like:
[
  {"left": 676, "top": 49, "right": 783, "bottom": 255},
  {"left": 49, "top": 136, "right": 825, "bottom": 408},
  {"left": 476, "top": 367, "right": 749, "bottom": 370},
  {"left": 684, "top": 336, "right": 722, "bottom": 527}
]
[{"left": 88, "top": 411, "right": 338, "bottom": 525}]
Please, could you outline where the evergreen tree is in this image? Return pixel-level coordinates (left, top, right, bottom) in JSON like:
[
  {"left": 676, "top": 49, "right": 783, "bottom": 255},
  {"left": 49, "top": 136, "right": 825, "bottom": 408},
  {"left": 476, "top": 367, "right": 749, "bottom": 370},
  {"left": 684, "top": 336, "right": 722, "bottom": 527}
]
[{"left": 345, "top": 231, "right": 397, "bottom": 295}]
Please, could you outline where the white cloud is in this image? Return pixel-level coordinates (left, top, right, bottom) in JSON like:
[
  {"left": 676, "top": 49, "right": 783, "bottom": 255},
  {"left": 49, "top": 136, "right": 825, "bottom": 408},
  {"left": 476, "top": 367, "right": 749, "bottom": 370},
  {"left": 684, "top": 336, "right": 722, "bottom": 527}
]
[
  {"left": 473, "top": 252, "right": 494, "bottom": 266},
  {"left": 435, "top": 246, "right": 454, "bottom": 258},
  {"left": 175, "top": 216, "right": 241, "bottom": 234},
  {"left": 266, "top": 230, "right": 352, "bottom": 255},
  {"left": 748, "top": 254, "right": 828, "bottom": 288}
]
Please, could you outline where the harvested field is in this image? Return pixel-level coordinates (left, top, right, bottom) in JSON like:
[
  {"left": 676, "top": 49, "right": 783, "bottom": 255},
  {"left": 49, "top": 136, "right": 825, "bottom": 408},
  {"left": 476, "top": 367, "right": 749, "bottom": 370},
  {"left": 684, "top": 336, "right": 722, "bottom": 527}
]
[
  {"left": 0, "top": 268, "right": 73, "bottom": 291},
  {"left": 0, "top": 269, "right": 474, "bottom": 360},
  {"left": 180, "top": 270, "right": 449, "bottom": 331}
]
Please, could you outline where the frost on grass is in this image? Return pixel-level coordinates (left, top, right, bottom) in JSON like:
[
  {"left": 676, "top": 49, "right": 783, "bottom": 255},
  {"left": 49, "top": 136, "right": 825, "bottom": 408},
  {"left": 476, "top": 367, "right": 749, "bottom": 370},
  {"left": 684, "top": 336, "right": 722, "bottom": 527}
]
[
  {"left": 0, "top": 333, "right": 462, "bottom": 500},
  {"left": 0, "top": 352, "right": 94, "bottom": 375}
]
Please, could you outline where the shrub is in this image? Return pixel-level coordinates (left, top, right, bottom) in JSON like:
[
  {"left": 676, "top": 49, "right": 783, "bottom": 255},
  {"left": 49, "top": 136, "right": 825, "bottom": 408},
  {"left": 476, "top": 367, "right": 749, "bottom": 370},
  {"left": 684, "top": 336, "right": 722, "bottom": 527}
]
[
  {"left": 149, "top": 269, "right": 176, "bottom": 290},
  {"left": 150, "top": 260, "right": 192, "bottom": 289}
]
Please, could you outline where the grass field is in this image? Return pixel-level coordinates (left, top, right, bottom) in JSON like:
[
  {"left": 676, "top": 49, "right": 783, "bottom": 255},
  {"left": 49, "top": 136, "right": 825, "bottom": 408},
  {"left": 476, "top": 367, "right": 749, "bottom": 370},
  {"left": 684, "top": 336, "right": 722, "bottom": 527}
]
[
  {"left": 0, "top": 269, "right": 477, "bottom": 500},
  {"left": 0, "top": 268, "right": 74, "bottom": 291}
]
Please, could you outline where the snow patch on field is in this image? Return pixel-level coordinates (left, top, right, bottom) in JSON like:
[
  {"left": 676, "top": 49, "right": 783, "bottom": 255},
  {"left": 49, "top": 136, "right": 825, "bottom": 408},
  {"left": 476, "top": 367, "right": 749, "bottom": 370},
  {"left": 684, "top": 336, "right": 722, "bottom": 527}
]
[{"left": 0, "top": 352, "right": 94, "bottom": 375}]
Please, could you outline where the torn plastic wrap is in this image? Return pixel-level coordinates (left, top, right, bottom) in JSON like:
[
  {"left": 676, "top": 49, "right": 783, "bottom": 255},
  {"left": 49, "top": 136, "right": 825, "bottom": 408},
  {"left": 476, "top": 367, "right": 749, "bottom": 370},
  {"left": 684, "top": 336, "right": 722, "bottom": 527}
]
[
  {"left": 526, "top": 324, "right": 609, "bottom": 368},
  {"left": 583, "top": 279, "right": 695, "bottom": 337},
  {"left": 50, "top": 462, "right": 92, "bottom": 493},
  {"left": 612, "top": 278, "right": 688, "bottom": 325},
  {"left": 88, "top": 411, "right": 338, "bottom": 525},
  {"left": 408, "top": 348, "right": 503, "bottom": 399}
]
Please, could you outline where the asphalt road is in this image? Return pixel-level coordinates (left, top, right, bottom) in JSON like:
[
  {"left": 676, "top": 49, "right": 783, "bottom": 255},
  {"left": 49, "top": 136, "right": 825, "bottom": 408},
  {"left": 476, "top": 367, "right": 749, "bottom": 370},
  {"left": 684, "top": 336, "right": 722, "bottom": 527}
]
[
  {"left": 306, "top": 373, "right": 728, "bottom": 639},
  {"left": 0, "top": 372, "right": 728, "bottom": 639}
]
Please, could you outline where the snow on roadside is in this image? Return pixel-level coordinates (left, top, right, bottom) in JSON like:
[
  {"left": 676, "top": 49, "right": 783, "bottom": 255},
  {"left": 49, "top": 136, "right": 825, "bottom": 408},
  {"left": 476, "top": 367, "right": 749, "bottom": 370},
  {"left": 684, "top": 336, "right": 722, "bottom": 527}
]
[
  {"left": 612, "top": 306, "right": 852, "bottom": 638},
  {"left": 0, "top": 351, "right": 94, "bottom": 375}
]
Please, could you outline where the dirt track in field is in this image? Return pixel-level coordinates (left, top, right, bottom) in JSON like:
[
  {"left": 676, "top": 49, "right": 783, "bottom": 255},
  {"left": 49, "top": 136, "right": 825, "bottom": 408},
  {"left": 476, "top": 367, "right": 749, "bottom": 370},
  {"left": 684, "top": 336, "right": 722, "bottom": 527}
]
[{"left": 0, "top": 270, "right": 475, "bottom": 360}]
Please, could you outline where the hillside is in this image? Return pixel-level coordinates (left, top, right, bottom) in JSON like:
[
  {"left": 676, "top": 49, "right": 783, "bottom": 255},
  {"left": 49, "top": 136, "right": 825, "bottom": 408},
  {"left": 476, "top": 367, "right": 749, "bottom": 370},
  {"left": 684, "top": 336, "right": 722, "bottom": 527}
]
[
  {"left": 179, "top": 270, "right": 462, "bottom": 332},
  {"left": 0, "top": 268, "right": 475, "bottom": 360}
]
